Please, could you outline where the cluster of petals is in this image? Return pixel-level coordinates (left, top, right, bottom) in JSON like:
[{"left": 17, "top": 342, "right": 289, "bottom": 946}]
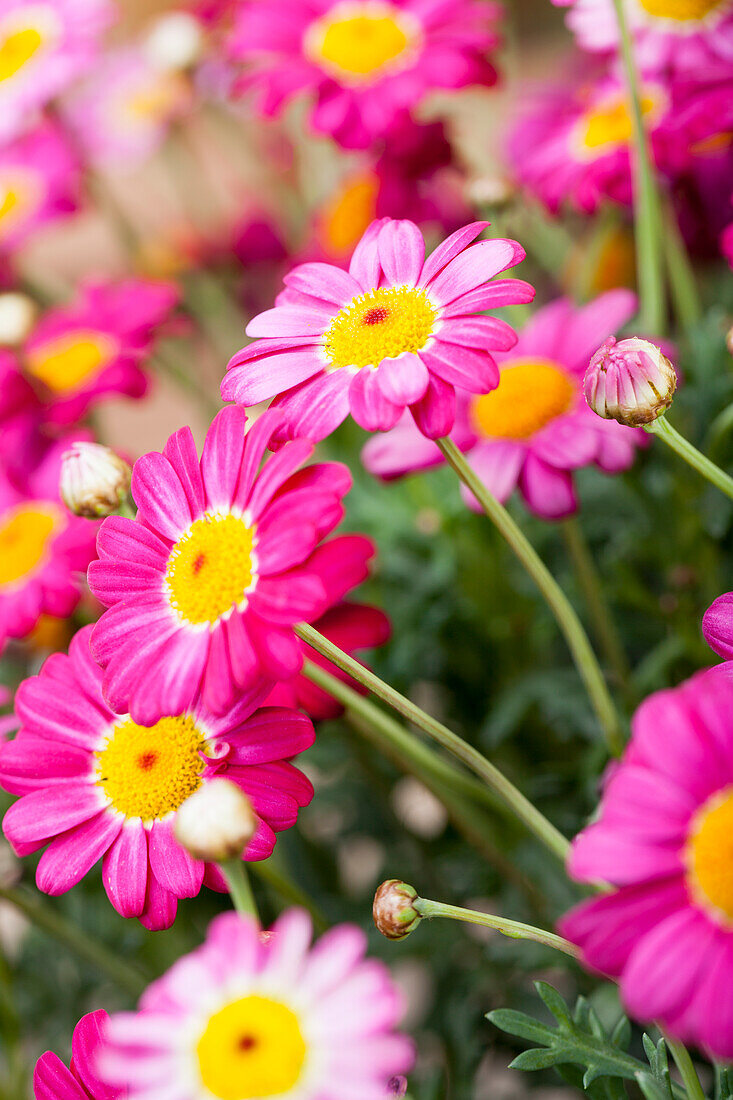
[
  {"left": 35, "top": 1010, "right": 120, "bottom": 1100},
  {"left": 224, "top": 218, "right": 534, "bottom": 443},
  {"left": 227, "top": 0, "right": 500, "bottom": 150},
  {"left": 99, "top": 908, "right": 414, "bottom": 1100},
  {"left": 0, "top": 120, "right": 79, "bottom": 254},
  {"left": 561, "top": 667, "right": 733, "bottom": 1060},
  {"left": 0, "top": 626, "right": 314, "bottom": 930},
  {"left": 88, "top": 405, "right": 353, "bottom": 722},
  {"left": 363, "top": 292, "right": 646, "bottom": 520}
]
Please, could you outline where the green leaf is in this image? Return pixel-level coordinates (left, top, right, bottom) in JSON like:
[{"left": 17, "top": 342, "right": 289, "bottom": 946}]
[
  {"left": 487, "top": 1009, "right": 555, "bottom": 1045},
  {"left": 511, "top": 1048, "right": 563, "bottom": 1071}
]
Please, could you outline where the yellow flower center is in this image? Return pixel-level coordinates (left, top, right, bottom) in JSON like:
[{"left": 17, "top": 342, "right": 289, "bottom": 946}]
[
  {"left": 197, "top": 996, "right": 306, "bottom": 1100},
  {"left": 324, "top": 285, "right": 437, "bottom": 371},
  {"left": 318, "top": 170, "right": 379, "bottom": 258},
  {"left": 471, "top": 359, "right": 577, "bottom": 440},
  {"left": 305, "top": 0, "right": 419, "bottom": 82},
  {"left": 0, "top": 504, "right": 59, "bottom": 588},
  {"left": 95, "top": 715, "right": 206, "bottom": 821},
  {"left": 579, "top": 92, "right": 660, "bottom": 154},
  {"left": 0, "top": 26, "right": 44, "bottom": 82},
  {"left": 637, "top": 0, "right": 724, "bottom": 20},
  {"left": 126, "top": 72, "right": 188, "bottom": 120},
  {"left": 165, "top": 513, "right": 257, "bottom": 626},
  {"left": 25, "top": 331, "right": 117, "bottom": 394},
  {"left": 687, "top": 788, "right": 733, "bottom": 924}
]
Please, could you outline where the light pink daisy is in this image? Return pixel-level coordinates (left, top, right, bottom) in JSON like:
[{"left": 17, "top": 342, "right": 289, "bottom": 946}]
[
  {"left": 22, "top": 279, "right": 180, "bottom": 426},
  {"left": 88, "top": 406, "right": 352, "bottom": 723},
  {"left": 99, "top": 908, "right": 414, "bottom": 1099},
  {"left": 223, "top": 218, "right": 534, "bottom": 443},
  {"left": 35, "top": 1010, "right": 123, "bottom": 1100},
  {"left": 0, "top": 0, "right": 114, "bottom": 143},
  {"left": 560, "top": 666, "right": 733, "bottom": 1061},
  {"left": 1, "top": 624, "right": 314, "bottom": 931},
  {"left": 0, "top": 120, "right": 79, "bottom": 254},
  {"left": 363, "top": 292, "right": 647, "bottom": 520},
  {"left": 227, "top": 0, "right": 500, "bottom": 150}
]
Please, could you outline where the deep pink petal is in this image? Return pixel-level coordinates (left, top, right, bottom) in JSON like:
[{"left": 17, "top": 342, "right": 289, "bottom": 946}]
[{"left": 103, "top": 819, "right": 148, "bottom": 918}]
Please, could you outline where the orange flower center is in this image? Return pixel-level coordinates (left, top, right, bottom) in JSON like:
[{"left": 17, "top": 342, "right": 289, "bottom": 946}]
[
  {"left": 317, "top": 170, "right": 379, "bottom": 258},
  {"left": 687, "top": 787, "right": 733, "bottom": 924},
  {"left": 0, "top": 504, "right": 60, "bottom": 588},
  {"left": 0, "top": 25, "right": 44, "bottom": 82},
  {"left": 305, "top": 0, "right": 420, "bottom": 83},
  {"left": 25, "top": 331, "right": 118, "bottom": 394},
  {"left": 165, "top": 513, "right": 257, "bottom": 626},
  {"left": 637, "top": 0, "right": 725, "bottom": 20},
  {"left": 471, "top": 359, "right": 577, "bottom": 440},
  {"left": 577, "top": 91, "right": 662, "bottom": 156}
]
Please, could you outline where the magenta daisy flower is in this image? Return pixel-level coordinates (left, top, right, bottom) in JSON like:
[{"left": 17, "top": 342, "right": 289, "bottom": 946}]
[
  {"left": 22, "top": 279, "right": 180, "bottom": 426},
  {"left": 35, "top": 1010, "right": 122, "bottom": 1100},
  {"left": 227, "top": 0, "right": 500, "bottom": 150},
  {"left": 0, "top": 120, "right": 79, "bottom": 255},
  {"left": 702, "top": 590, "right": 733, "bottom": 660},
  {"left": 223, "top": 218, "right": 534, "bottom": 442},
  {"left": 560, "top": 667, "right": 733, "bottom": 1060},
  {"left": 1, "top": 625, "right": 314, "bottom": 931},
  {"left": 88, "top": 406, "right": 352, "bottom": 723},
  {"left": 99, "top": 908, "right": 414, "bottom": 1099},
  {"left": 363, "top": 292, "right": 647, "bottom": 520}
]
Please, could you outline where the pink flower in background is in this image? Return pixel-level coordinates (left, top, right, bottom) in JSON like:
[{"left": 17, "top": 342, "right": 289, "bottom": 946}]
[
  {"left": 0, "top": 0, "right": 114, "bottom": 143},
  {"left": 364, "top": 293, "right": 646, "bottom": 519},
  {"left": 227, "top": 0, "right": 500, "bottom": 149},
  {"left": 1, "top": 625, "right": 314, "bottom": 930},
  {"left": 0, "top": 121, "right": 79, "bottom": 254},
  {"left": 99, "top": 909, "right": 414, "bottom": 1098},
  {"left": 34, "top": 1010, "right": 123, "bottom": 1100},
  {"left": 22, "top": 279, "right": 180, "bottom": 426},
  {"left": 88, "top": 406, "right": 352, "bottom": 723},
  {"left": 265, "top": 534, "right": 391, "bottom": 719},
  {"left": 224, "top": 218, "right": 533, "bottom": 442},
  {"left": 702, "top": 591, "right": 733, "bottom": 659},
  {"left": 561, "top": 667, "right": 733, "bottom": 1061}
]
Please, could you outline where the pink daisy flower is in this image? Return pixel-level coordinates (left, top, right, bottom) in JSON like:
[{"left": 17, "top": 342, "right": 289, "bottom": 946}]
[
  {"left": 1, "top": 624, "right": 314, "bottom": 931},
  {"left": 99, "top": 908, "right": 414, "bottom": 1099},
  {"left": 0, "top": 436, "right": 98, "bottom": 647},
  {"left": 227, "top": 0, "right": 500, "bottom": 150},
  {"left": 0, "top": 0, "right": 114, "bottom": 143},
  {"left": 0, "top": 120, "right": 79, "bottom": 255},
  {"left": 363, "top": 292, "right": 647, "bottom": 520},
  {"left": 35, "top": 1010, "right": 123, "bottom": 1100},
  {"left": 223, "top": 218, "right": 534, "bottom": 443},
  {"left": 560, "top": 667, "right": 733, "bottom": 1060},
  {"left": 22, "top": 279, "right": 180, "bottom": 426},
  {"left": 88, "top": 406, "right": 352, "bottom": 723},
  {"left": 551, "top": 0, "right": 733, "bottom": 74},
  {"left": 702, "top": 590, "right": 733, "bottom": 660}
]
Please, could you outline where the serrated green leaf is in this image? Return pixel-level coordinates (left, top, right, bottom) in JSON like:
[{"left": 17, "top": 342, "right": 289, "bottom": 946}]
[
  {"left": 487, "top": 1009, "right": 556, "bottom": 1045},
  {"left": 612, "top": 1017, "right": 631, "bottom": 1051},
  {"left": 638, "top": 1071, "right": 672, "bottom": 1100},
  {"left": 510, "top": 1048, "right": 562, "bottom": 1071},
  {"left": 535, "top": 981, "right": 573, "bottom": 1028},
  {"left": 588, "top": 1007, "right": 607, "bottom": 1041},
  {"left": 717, "top": 1066, "right": 733, "bottom": 1100}
]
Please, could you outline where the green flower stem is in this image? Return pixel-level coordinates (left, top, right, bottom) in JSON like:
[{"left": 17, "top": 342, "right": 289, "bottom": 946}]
[
  {"left": 610, "top": 0, "right": 666, "bottom": 333},
  {"left": 250, "top": 858, "right": 329, "bottom": 932},
  {"left": 666, "top": 1038, "right": 707, "bottom": 1100},
  {"left": 413, "top": 896, "right": 580, "bottom": 960},
  {"left": 436, "top": 437, "right": 625, "bottom": 757},
  {"left": 219, "top": 859, "right": 259, "bottom": 920},
  {"left": 295, "top": 632, "right": 570, "bottom": 864},
  {"left": 0, "top": 886, "right": 147, "bottom": 999},
  {"left": 646, "top": 415, "right": 733, "bottom": 501}
]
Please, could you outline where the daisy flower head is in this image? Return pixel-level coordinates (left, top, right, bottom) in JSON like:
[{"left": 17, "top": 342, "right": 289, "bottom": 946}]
[
  {"left": 223, "top": 218, "right": 534, "bottom": 444},
  {"left": 99, "top": 908, "right": 414, "bottom": 1099},
  {"left": 88, "top": 406, "right": 352, "bottom": 724},
  {"left": 34, "top": 1010, "right": 122, "bottom": 1100},
  {"left": 1, "top": 625, "right": 314, "bottom": 930},
  {"left": 22, "top": 279, "right": 180, "bottom": 426},
  {"left": 0, "top": 120, "right": 79, "bottom": 256},
  {"left": 0, "top": 0, "right": 115, "bottom": 143},
  {"left": 560, "top": 666, "right": 733, "bottom": 1060},
  {"left": 702, "top": 590, "right": 733, "bottom": 661},
  {"left": 363, "top": 292, "right": 647, "bottom": 520},
  {"left": 227, "top": 0, "right": 500, "bottom": 150}
]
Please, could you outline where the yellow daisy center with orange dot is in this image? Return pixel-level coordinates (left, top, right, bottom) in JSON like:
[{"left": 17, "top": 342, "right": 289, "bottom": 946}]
[
  {"left": 95, "top": 715, "right": 206, "bottom": 821},
  {"left": 578, "top": 92, "right": 661, "bottom": 155},
  {"left": 0, "top": 25, "right": 44, "bottom": 82},
  {"left": 324, "top": 286, "right": 437, "bottom": 371},
  {"left": 318, "top": 170, "right": 379, "bottom": 259},
  {"left": 471, "top": 359, "right": 577, "bottom": 440},
  {"left": 637, "top": 0, "right": 724, "bottom": 20},
  {"left": 686, "top": 788, "right": 733, "bottom": 924},
  {"left": 0, "top": 504, "right": 60, "bottom": 588},
  {"left": 305, "top": 0, "right": 420, "bottom": 82},
  {"left": 197, "top": 996, "right": 306, "bottom": 1100},
  {"left": 25, "top": 331, "right": 118, "bottom": 394},
  {"left": 165, "top": 513, "right": 257, "bottom": 626}
]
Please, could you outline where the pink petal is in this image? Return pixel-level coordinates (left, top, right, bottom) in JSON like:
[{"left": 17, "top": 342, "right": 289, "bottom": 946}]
[
  {"left": 418, "top": 222, "right": 489, "bottom": 287},
  {"left": 376, "top": 352, "right": 429, "bottom": 406},
  {"left": 519, "top": 454, "right": 577, "bottom": 519},
  {"left": 349, "top": 218, "right": 389, "bottom": 290},
  {"left": 349, "top": 367, "right": 403, "bottom": 432},
  {"left": 270, "top": 370, "right": 352, "bottom": 444},
  {"left": 410, "top": 374, "right": 456, "bottom": 438},
  {"left": 460, "top": 441, "right": 524, "bottom": 509},
  {"left": 222, "top": 346, "right": 324, "bottom": 407},
  {"left": 421, "top": 342, "right": 499, "bottom": 393},
  {"left": 163, "top": 427, "right": 205, "bottom": 519},
  {"left": 148, "top": 820, "right": 204, "bottom": 899},
  {"left": 218, "top": 707, "right": 314, "bottom": 766},
  {"left": 34, "top": 1055, "right": 88, "bottom": 1100},
  {"left": 131, "top": 452, "right": 194, "bottom": 541},
  {"left": 247, "top": 439, "right": 314, "bottom": 520},
  {"left": 36, "top": 811, "right": 122, "bottom": 895},
  {"left": 441, "top": 278, "right": 536, "bottom": 316},
  {"left": 426, "top": 239, "right": 524, "bottom": 306},
  {"left": 284, "top": 262, "right": 361, "bottom": 306},
  {"left": 377, "top": 220, "right": 425, "bottom": 287},
  {"left": 200, "top": 405, "right": 248, "bottom": 511},
  {"left": 103, "top": 819, "right": 148, "bottom": 918},
  {"left": 3, "top": 784, "right": 105, "bottom": 852},
  {"left": 246, "top": 305, "right": 331, "bottom": 338}
]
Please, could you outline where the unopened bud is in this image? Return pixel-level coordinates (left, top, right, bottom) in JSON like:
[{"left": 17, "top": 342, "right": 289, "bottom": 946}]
[
  {"left": 60, "top": 442, "right": 132, "bottom": 519},
  {"left": 584, "top": 336, "right": 677, "bottom": 427},
  {"left": 174, "top": 778, "right": 257, "bottom": 862},
  {"left": 144, "top": 12, "right": 203, "bottom": 73},
  {"left": 0, "top": 292, "right": 37, "bottom": 346},
  {"left": 373, "top": 880, "right": 422, "bottom": 940},
  {"left": 387, "top": 1077, "right": 408, "bottom": 1097}
]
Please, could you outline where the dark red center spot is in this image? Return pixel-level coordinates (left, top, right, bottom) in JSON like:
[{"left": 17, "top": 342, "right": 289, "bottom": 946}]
[
  {"left": 192, "top": 552, "right": 206, "bottom": 575},
  {"left": 137, "top": 752, "right": 158, "bottom": 771},
  {"left": 362, "top": 306, "right": 390, "bottom": 326},
  {"left": 237, "top": 1035, "right": 257, "bottom": 1052}
]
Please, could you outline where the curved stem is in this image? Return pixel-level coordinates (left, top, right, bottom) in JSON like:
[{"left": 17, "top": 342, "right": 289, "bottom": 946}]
[
  {"left": 295, "top": 629, "right": 570, "bottom": 864},
  {"left": 436, "top": 437, "right": 625, "bottom": 757},
  {"left": 413, "top": 896, "right": 580, "bottom": 960},
  {"left": 646, "top": 416, "right": 733, "bottom": 501},
  {"left": 220, "top": 859, "right": 259, "bottom": 920},
  {"left": 666, "top": 1038, "right": 707, "bottom": 1100}
]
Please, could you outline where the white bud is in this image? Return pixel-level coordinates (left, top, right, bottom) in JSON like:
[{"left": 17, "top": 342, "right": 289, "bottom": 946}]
[
  {"left": 143, "top": 12, "right": 203, "bottom": 73},
  {"left": 60, "top": 442, "right": 132, "bottom": 519},
  {"left": 0, "top": 293, "right": 37, "bottom": 346},
  {"left": 174, "top": 779, "right": 257, "bottom": 862},
  {"left": 584, "top": 336, "right": 677, "bottom": 427}
]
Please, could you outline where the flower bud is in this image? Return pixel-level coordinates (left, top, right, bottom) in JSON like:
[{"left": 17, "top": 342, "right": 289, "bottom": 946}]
[
  {"left": 0, "top": 292, "right": 37, "bottom": 346},
  {"left": 373, "top": 880, "right": 422, "bottom": 940},
  {"left": 174, "top": 779, "right": 257, "bottom": 862},
  {"left": 60, "top": 442, "right": 132, "bottom": 519},
  {"left": 387, "top": 1077, "right": 408, "bottom": 1097},
  {"left": 584, "top": 336, "right": 677, "bottom": 427},
  {"left": 144, "top": 12, "right": 203, "bottom": 73}
]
